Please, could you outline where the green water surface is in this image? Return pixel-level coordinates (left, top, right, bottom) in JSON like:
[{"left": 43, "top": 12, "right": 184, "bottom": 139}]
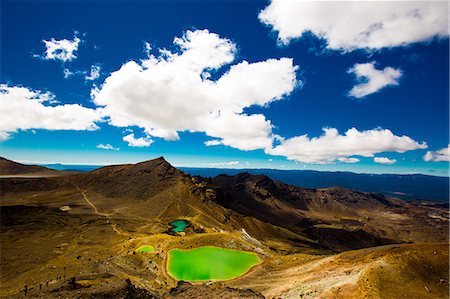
[
  {"left": 135, "top": 245, "right": 155, "bottom": 253},
  {"left": 167, "top": 246, "right": 261, "bottom": 281},
  {"left": 170, "top": 220, "right": 189, "bottom": 233}
]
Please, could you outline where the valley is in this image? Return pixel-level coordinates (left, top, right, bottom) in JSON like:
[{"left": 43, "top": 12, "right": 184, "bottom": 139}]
[{"left": 0, "top": 157, "right": 448, "bottom": 298}]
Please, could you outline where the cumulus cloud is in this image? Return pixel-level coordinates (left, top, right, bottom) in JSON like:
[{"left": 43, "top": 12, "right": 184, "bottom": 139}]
[
  {"left": 374, "top": 157, "right": 397, "bottom": 165},
  {"left": 423, "top": 145, "right": 450, "bottom": 162},
  {"left": 42, "top": 33, "right": 81, "bottom": 62},
  {"left": 0, "top": 84, "right": 101, "bottom": 140},
  {"left": 348, "top": 62, "right": 402, "bottom": 98},
  {"left": 337, "top": 157, "right": 360, "bottom": 164},
  {"left": 85, "top": 65, "right": 101, "bottom": 81},
  {"left": 97, "top": 144, "right": 119, "bottom": 151},
  {"left": 92, "top": 29, "right": 298, "bottom": 151},
  {"left": 267, "top": 127, "right": 427, "bottom": 164},
  {"left": 259, "top": 0, "right": 448, "bottom": 51},
  {"left": 122, "top": 133, "right": 153, "bottom": 147}
]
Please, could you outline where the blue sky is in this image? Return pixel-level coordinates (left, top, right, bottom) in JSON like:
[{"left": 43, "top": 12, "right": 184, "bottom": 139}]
[{"left": 1, "top": 0, "right": 449, "bottom": 176}]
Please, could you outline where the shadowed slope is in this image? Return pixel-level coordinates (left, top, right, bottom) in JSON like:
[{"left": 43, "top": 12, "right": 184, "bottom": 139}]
[{"left": 207, "top": 173, "right": 448, "bottom": 251}]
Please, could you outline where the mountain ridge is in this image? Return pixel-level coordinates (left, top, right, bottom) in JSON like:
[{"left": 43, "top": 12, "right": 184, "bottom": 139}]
[
  {"left": 0, "top": 157, "right": 62, "bottom": 176},
  {"left": 9, "top": 157, "right": 445, "bottom": 200}
]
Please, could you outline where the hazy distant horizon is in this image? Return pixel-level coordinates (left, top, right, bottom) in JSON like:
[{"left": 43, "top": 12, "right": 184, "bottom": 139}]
[{"left": 11, "top": 158, "right": 446, "bottom": 178}]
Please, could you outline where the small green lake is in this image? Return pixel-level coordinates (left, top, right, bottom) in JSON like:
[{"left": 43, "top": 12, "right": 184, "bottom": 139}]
[
  {"left": 170, "top": 220, "right": 189, "bottom": 233},
  {"left": 135, "top": 245, "right": 155, "bottom": 253},
  {"left": 167, "top": 246, "right": 261, "bottom": 281}
]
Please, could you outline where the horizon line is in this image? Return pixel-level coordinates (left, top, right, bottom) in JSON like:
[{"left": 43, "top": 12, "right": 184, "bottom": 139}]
[{"left": 10, "top": 158, "right": 447, "bottom": 178}]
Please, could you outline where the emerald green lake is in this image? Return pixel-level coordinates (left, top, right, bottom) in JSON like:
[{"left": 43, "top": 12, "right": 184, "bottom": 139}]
[
  {"left": 167, "top": 246, "right": 261, "bottom": 281},
  {"left": 136, "top": 245, "right": 155, "bottom": 253},
  {"left": 170, "top": 220, "right": 189, "bottom": 233}
]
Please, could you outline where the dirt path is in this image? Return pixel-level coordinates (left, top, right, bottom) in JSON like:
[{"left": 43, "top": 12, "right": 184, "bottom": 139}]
[
  {"left": 64, "top": 179, "right": 127, "bottom": 236},
  {"left": 77, "top": 188, "right": 125, "bottom": 235}
]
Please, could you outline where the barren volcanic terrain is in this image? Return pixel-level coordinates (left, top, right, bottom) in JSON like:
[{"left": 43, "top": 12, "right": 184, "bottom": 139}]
[{"left": 0, "top": 157, "right": 448, "bottom": 298}]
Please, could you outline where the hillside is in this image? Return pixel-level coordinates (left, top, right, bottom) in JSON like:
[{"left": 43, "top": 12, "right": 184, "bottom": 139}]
[
  {"left": 0, "top": 157, "right": 64, "bottom": 176},
  {"left": 0, "top": 157, "right": 448, "bottom": 298},
  {"left": 204, "top": 172, "right": 448, "bottom": 251},
  {"left": 77, "top": 157, "right": 187, "bottom": 199}
]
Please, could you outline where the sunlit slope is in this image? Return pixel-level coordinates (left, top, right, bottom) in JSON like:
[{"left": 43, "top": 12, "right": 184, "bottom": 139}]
[{"left": 225, "top": 243, "right": 448, "bottom": 298}]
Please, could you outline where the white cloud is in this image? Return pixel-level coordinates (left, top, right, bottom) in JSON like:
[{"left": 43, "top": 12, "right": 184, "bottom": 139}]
[
  {"left": 63, "top": 65, "right": 101, "bottom": 81},
  {"left": 42, "top": 33, "right": 81, "bottom": 62},
  {"left": 63, "top": 68, "right": 74, "bottom": 78},
  {"left": 92, "top": 29, "right": 298, "bottom": 151},
  {"left": 0, "top": 84, "right": 101, "bottom": 140},
  {"left": 259, "top": 0, "right": 448, "bottom": 51},
  {"left": 144, "top": 41, "right": 152, "bottom": 56},
  {"left": 348, "top": 62, "right": 402, "bottom": 98},
  {"left": 374, "top": 157, "right": 397, "bottom": 164},
  {"left": 0, "top": 131, "right": 11, "bottom": 141},
  {"left": 204, "top": 140, "right": 222, "bottom": 146},
  {"left": 267, "top": 127, "right": 427, "bottom": 164},
  {"left": 122, "top": 133, "right": 153, "bottom": 147},
  {"left": 338, "top": 157, "right": 360, "bottom": 164},
  {"left": 97, "top": 143, "right": 119, "bottom": 151},
  {"left": 424, "top": 145, "right": 450, "bottom": 162},
  {"left": 207, "top": 161, "right": 239, "bottom": 166},
  {"left": 85, "top": 65, "right": 101, "bottom": 81}
]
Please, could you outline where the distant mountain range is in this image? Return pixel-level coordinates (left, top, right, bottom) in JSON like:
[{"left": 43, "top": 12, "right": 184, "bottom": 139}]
[
  {"left": 40, "top": 164, "right": 449, "bottom": 202},
  {"left": 181, "top": 167, "right": 449, "bottom": 202}
]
